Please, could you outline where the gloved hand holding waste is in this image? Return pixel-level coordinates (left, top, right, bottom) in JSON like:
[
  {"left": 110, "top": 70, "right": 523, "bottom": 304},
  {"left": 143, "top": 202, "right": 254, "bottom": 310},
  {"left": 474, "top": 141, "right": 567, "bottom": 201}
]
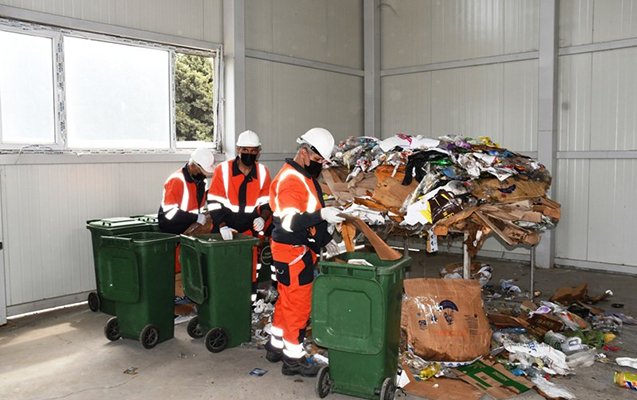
[
  {"left": 219, "top": 226, "right": 236, "bottom": 241},
  {"left": 320, "top": 207, "right": 345, "bottom": 224}
]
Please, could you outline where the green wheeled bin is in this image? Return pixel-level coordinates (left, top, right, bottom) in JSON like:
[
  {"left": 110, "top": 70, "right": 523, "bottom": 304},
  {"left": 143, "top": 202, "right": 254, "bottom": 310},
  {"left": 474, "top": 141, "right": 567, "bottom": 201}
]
[
  {"left": 311, "top": 252, "right": 409, "bottom": 400},
  {"left": 130, "top": 213, "right": 161, "bottom": 232},
  {"left": 180, "top": 233, "right": 258, "bottom": 353},
  {"left": 99, "top": 232, "right": 179, "bottom": 349},
  {"left": 86, "top": 217, "right": 152, "bottom": 315}
]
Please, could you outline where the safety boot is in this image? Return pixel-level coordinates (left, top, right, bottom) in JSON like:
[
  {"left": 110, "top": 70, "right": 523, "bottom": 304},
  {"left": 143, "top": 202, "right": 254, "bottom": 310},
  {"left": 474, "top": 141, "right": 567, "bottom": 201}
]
[
  {"left": 281, "top": 355, "right": 320, "bottom": 377},
  {"left": 264, "top": 340, "right": 283, "bottom": 363}
]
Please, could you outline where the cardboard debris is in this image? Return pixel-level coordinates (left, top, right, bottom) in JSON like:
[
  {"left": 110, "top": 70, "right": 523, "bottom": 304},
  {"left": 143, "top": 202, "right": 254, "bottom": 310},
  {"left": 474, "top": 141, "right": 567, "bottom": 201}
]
[
  {"left": 402, "top": 279, "right": 492, "bottom": 361},
  {"left": 339, "top": 214, "right": 402, "bottom": 260},
  {"left": 457, "top": 359, "right": 533, "bottom": 399},
  {"left": 550, "top": 283, "right": 588, "bottom": 305},
  {"left": 401, "top": 363, "right": 482, "bottom": 400}
]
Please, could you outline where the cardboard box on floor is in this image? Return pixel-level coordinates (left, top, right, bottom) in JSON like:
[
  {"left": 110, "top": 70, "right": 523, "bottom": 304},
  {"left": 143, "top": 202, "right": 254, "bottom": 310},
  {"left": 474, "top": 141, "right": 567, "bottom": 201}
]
[
  {"left": 402, "top": 278, "right": 492, "bottom": 361},
  {"left": 401, "top": 362, "right": 482, "bottom": 400},
  {"left": 457, "top": 359, "right": 533, "bottom": 399}
]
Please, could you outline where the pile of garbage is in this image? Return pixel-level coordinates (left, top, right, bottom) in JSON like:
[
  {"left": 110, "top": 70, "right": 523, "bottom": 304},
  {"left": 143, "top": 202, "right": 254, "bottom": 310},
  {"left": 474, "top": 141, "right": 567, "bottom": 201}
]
[
  {"left": 399, "top": 279, "right": 637, "bottom": 399},
  {"left": 323, "top": 134, "right": 561, "bottom": 256}
]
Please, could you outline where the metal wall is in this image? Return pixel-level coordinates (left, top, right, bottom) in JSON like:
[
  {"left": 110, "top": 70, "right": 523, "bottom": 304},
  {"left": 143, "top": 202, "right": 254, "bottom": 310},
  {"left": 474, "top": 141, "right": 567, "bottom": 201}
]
[
  {"left": 245, "top": 0, "right": 364, "bottom": 155},
  {"left": 0, "top": 0, "right": 222, "bottom": 42},
  {"left": 0, "top": 159, "right": 182, "bottom": 313}
]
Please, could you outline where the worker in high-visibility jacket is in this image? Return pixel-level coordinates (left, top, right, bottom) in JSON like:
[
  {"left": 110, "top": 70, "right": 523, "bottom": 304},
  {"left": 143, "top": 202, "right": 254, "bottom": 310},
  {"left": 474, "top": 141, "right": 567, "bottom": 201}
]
[
  {"left": 158, "top": 147, "right": 216, "bottom": 273},
  {"left": 264, "top": 128, "right": 344, "bottom": 377},
  {"left": 207, "top": 130, "right": 272, "bottom": 302}
]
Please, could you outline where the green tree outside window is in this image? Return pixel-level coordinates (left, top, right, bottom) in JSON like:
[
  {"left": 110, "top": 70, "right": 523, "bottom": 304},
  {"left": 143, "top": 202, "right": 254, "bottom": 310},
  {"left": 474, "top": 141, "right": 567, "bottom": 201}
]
[{"left": 175, "top": 53, "right": 214, "bottom": 142}]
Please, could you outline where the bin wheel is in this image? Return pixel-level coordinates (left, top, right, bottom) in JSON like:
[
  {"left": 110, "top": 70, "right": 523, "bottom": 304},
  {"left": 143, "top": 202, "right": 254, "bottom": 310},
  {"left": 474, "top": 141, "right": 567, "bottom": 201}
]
[
  {"left": 139, "top": 324, "right": 160, "bottom": 349},
  {"left": 187, "top": 316, "right": 204, "bottom": 338},
  {"left": 316, "top": 366, "right": 332, "bottom": 398},
  {"left": 380, "top": 378, "right": 396, "bottom": 400},
  {"left": 104, "top": 317, "right": 120, "bottom": 341},
  {"left": 205, "top": 327, "right": 228, "bottom": 353},
  {"left": 88, "top": 292, "right": 100, "bottom": 312}
]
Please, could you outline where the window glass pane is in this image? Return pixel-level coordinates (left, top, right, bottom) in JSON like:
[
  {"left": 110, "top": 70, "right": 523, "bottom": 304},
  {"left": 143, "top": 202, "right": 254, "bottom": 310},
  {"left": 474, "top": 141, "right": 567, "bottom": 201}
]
[
  {"left": 0, "top": 31, "right": 55, "bottom": 144},
  {"left": 175, "top": 53, "right": 215, "bottom": 143},
  {"left": 65, "top": 37, "right": 170, "bottom": 149}
]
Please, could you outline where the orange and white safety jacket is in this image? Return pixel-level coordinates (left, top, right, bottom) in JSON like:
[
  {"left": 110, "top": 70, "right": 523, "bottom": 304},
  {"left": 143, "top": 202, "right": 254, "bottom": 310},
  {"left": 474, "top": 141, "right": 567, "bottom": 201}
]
[
  {"left": 207, "top": 158, "right": 271, "bottom": 233},
  {"left": 269, "top": 159, "right": 330, "bottom": 253},
  {"left": 158, "top": 164, "right": 207, "bottom": 234}
]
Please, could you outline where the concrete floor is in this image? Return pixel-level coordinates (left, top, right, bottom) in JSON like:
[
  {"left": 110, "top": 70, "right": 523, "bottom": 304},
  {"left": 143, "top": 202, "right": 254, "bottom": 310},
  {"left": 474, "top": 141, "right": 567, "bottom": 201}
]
[{"left": 1, "top": 251, "right": 637, "bottom": 400}]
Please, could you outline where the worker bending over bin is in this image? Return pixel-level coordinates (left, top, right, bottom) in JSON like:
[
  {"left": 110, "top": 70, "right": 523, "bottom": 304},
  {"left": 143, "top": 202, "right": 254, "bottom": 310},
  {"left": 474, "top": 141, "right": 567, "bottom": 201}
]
[
  {"left": 207, "top": 130, "right": 273, "bottom": 302},
  {"left": 264, "top": 127, "right": 344, "bottom": 377}
]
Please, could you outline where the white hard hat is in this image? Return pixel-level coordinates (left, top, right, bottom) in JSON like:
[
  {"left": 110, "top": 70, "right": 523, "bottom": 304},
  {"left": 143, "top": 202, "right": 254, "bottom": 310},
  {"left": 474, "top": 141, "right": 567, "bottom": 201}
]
[
  {"left": 236, "top": 130, "right": 261, "bottom": 147},
  {"left": 296, "top": 128, "right": 335, "bottom": 161},
  {"left": 189, "top": 147, "right": 215, "bottom": 175}
]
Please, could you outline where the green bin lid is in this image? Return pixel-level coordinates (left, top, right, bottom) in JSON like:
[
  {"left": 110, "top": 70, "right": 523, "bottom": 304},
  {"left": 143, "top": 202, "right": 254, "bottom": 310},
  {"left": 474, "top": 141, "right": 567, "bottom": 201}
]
[{"left": 86, "top": 217, "right": 147, "bottom": 228}]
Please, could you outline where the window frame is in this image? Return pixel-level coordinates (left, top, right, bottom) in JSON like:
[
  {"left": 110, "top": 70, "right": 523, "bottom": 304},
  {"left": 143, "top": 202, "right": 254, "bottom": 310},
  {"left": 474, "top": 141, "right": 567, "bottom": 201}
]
[{"left": 0, "top": 17, "right": 222, "bottom": 153}]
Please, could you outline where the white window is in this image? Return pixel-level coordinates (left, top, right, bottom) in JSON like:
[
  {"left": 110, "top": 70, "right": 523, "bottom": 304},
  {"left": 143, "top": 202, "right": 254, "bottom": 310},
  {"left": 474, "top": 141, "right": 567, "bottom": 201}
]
[
  {"left": 0, "top": 30, "right": 56, "bottom": 145},
  {"left": 64, "top": 37, "right": 171, "bottom": 149},
  {"left": 0, "top": 19, "right": 219, "bottom": 152}
]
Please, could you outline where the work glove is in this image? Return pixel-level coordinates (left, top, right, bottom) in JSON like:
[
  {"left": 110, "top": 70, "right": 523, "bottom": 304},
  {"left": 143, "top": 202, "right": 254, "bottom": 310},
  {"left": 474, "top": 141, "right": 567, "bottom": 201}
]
[
  {"left": 253, "top": 216, "right": 265, "bottom": 232},
  {"left": 220, "top": 226, "right": 236, "bottom": 241},
  {"left": 325, "top": 239, "right": 340, "bottom": 257},
  {"left": 320, "top": 207, "right": 345, "bottom": 224},
  {"left": 196, "top": 214, "right": 207, "bottom": 225}
]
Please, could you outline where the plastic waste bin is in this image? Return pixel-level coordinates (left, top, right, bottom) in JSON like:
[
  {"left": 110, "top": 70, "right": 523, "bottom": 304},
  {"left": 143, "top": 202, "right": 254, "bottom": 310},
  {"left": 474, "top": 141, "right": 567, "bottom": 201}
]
[
  {"left": 99, "top": 232, "right": 179, "bottom": 349},
  {"left": 86, "top": 217, "right": 152, "bottom": 314},
  {"left": 311, "top": 252, "right": 409, "bottom": 400},
  {"left": 130, "top": 213, "right": 161, "bottom": 232},
  {"left": 180, "top": 233, "right": 258, "bottom": 353}
]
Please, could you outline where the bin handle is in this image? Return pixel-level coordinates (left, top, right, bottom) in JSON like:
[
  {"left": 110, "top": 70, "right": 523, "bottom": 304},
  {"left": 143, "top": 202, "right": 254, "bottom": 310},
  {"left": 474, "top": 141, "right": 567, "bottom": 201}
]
[
  {"left": 102, "top": 235, "right": 135, "bottom": 249},
  {"left": 200, "top": 253, "right": 209, "bottom": 301}
]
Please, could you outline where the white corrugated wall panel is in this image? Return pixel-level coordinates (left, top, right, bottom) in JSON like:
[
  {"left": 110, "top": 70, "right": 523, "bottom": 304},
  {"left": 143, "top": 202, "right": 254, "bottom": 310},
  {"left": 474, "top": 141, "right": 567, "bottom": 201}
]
[
  {"left": 246, "top": 58, "right": 363, "bottom": 153},
  {"left": 587, "top": 160, "right": 637, "bottom": 266},
  {"left": 558, "top": 53, "right": 592, "bottom": 151},
  {"left": 430, "top": 0, "right": 504, "bottom": 63},
  {"left": 503, "top": 0, "right": 539, "bottom": 53},
  {"left": 430, "top": 64, "right": 503, "bottom": 139},
  {"left": 0, "top": 0, "right": 223, "bottom": 42},
  {"left": 245, "top": 0, "right": 362, "bottom": 69},
  {"left": 591, "top": 48, "right": 637, "bottom": 151},
  {"left": 503, "top": 59, "right": 538, "bottom": 152},
  {"left": 593, "top": 0, "right": 637, "bottom": 42},
  {"left": 380, "top": 73, "right": 432, "bottom": 138},
  {"left": 555, "top": 159, "right": 591, "bottom": 262},
  {"left": 559, "top": 0, "right": 594, "bottom": 47},
  {"left": 380, "top": 0, "right": 432, "bottom": 69},
  {"left": 2, "top": 162, "right": 180, "bottom": 307}
]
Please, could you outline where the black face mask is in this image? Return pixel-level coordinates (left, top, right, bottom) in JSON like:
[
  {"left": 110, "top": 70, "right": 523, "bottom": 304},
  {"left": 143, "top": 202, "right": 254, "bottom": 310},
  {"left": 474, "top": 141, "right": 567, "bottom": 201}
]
[
  {"left": 240, "top": 153, "right": 257, "bottom": 166},
  {"left": 304, "top": 160, "right": 323, "bottom": 178},
  {"left": 192, "top": 173, "right": 206, "bottom": 182}
]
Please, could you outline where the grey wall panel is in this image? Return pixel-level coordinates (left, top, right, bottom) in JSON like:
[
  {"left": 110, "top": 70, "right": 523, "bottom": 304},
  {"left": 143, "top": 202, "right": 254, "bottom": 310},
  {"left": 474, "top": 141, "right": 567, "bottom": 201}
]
[
  {"left": 246, "top": 58, "right": 363, "bottom": 154},
  {"left": 503, "top": 60, "right": 538, "bottom": 152},
  {"left": 559, "top": 0, "right": 593, "bottom": 47},
  {"left": 503, "top": 0, "right": 539, "bottom": 54},
  {"left": 0, "top": 0, "right": 223, "bottom": 42},
  {"left": 2, "top": 162, "right": 181, "bottom": 307},
  {"left": 587, "top": 159, "right": 637, "bottom": 266},
  {"left": 245, "top": 0, "right": 362, "bottom": 69},
  {"left": 431, "top": 64, "right": 503, "bottom": 140},
  {"left": 430, "top": 0, "right": 504, "bottom": 63},
  {"left": 591, "top": 47, "right": 637, "bottom": 151},
  {"left": 380, "top": 73, "right": 432, "bottom": 138},
  {"left": 558, "top": 53, "right": 592, "bottom": 151},
  {"left": 593, "top": 0, "right": 637, "bottom": 43},
  {"left": 380, "top": 0, "right": 432, "bottom": 70},
  {"left": 555, "top": 159, "right": 590, "bottom": 262}
]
